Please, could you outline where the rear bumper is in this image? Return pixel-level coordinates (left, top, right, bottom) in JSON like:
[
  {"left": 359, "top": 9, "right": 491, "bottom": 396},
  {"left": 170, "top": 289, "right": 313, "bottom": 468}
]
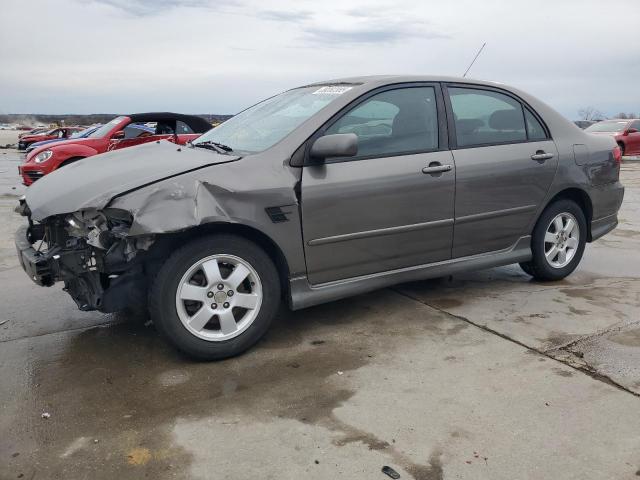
[
  {"left": 589, "top": 181, "right": 624, "bottom": 241},
  {"left": 15, "top": 225, "right": 58, "bottom": 286},
  {"left": 591, "top": 214, "right": 618, "bottom": 241}
]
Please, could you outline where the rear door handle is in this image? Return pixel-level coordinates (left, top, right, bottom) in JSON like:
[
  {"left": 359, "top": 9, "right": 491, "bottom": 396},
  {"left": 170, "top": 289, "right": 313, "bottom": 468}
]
[
  {"left": 422, "top": 164, "right": 452, "bottom": 174},
  {"left": 531, "top": 151, "right": 554, "bottom": 161}
]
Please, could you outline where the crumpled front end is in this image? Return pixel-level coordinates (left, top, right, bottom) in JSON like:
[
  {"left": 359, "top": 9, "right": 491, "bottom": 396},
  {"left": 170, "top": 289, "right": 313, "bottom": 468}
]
[{"left": 15, "top": 197, "right": 155, "bottom": 312}]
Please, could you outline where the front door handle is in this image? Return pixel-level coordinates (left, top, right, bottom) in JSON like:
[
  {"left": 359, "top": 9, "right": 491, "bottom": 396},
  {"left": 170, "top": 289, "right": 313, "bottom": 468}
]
[
  {"left": 422, "top": 163, "right": 452, "bottom": 175},
  {"left": 531, "top": 151, "right": 554, "bottom": 161}
]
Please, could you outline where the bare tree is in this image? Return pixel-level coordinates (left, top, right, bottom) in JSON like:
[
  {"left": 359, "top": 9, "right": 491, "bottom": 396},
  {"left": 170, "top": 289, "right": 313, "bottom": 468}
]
[
  {"left": 613, "top": 112, "right": 638, "bottom": 119},
  {"left": 578, "top": 106, "right": 605, "bottom": 121}
]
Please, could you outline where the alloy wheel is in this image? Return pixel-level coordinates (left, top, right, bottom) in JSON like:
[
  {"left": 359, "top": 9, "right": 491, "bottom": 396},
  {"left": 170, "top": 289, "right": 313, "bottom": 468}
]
[
  {"left": 175, "top": 254, "right": 262, "bottom": 341},
  {"left": 544, "top": 212, "right": 580, "bottom": 269}
]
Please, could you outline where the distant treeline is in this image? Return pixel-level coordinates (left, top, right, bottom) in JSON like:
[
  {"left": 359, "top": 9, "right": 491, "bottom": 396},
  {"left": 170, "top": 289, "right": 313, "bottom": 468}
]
[{"left": 0, "top": 113, "right": 233, "bottom": 126}]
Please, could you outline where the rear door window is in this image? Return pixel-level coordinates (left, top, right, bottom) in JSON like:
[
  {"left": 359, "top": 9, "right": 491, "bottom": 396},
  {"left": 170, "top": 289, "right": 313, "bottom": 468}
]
[{"left": 448, "top": 87, "right": 527, "bottom": 147}]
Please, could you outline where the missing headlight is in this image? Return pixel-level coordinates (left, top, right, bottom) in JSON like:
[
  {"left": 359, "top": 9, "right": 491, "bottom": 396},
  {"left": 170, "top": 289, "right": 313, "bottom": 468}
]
[{"left": 65, "top": 209, "right": 133, "bottom": 250}]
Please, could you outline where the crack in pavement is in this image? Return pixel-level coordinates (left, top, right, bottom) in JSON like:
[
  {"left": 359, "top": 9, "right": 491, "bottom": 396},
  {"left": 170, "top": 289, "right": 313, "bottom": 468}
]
[
  {"left": 543, "top": 320, "right": 640, "bottom": 354},
  {"left": 392, "top": 287, "right": 640, "bottom": 399}
]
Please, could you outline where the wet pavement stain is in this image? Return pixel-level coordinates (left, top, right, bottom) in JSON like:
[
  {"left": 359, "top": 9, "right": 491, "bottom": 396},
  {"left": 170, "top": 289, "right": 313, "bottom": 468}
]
[
  {"left": 542, "top": 331, "right": 582, "bottom": 349},
  {"left": 429, "top": 298, "right": 464, "bottom": 309},
  {"left": 552, "top": 367, "right": 574, "bottom": 378},
  {"left": 608, "top": 327, "right": 640, "bottom": 347},
  {"left": 2, "top": 290, "right": 459, "bottom": 480},
  {"left": 404, "top": 450, "right": 443, "bottom": 480},
  {"left": 611, "top": 228, "right": 640, "bottom": 239},
  {"left": 568, "top": 306, "right": 591, "bottom": 316}
]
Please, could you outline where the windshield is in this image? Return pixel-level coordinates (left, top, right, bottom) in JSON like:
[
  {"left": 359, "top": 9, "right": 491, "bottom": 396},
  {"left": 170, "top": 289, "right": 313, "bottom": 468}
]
[
  {"left": 88, "top": 116, "right": 126, "bottom": 138},
  {"left": 71, "top": 126, "right": 98, "bottom": 138},
  {"left": 586, "top": 121, "right": 629, "bottom": 133},
  {"left": 192, "top": 85, "right": 355, "bottom": 153}
]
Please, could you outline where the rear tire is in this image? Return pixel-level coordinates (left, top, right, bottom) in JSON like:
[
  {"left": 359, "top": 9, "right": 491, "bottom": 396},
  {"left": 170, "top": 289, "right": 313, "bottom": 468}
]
[
  {"left": 519, "top": 199, "right": 586, "bottom": 281},
  {"left": 149, "top": 234, "right": 280, "bottom": 360}
]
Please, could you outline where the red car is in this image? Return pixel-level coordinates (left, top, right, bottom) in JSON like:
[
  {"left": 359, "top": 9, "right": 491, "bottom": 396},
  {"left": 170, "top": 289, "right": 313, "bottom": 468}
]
[
  {"left": 18, "top": 127, "right": 49, "bottom": 138},
  {"left": 585, "top": 119, "right": 640, "bottom": 157},
  {"left": 19, "top": 113, "right": 212, "bottom": 185},
  {"left": 18, "top": 127, "right": 83, "bottom": 150}
]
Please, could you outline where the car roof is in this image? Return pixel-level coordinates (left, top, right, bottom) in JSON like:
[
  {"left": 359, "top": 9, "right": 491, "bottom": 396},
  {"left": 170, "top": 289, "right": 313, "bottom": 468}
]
[
  {"left": 126, "top": 112, "right": 212, "bottom": 133},
  {"left": 301, "top": 74, "right": 506, "bottom": 88}
]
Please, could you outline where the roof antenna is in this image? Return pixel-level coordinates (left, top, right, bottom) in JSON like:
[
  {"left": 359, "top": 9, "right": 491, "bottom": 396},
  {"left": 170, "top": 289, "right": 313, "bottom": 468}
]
[{"left": 463, "top": 42, "right": 486, "bottom": 78}]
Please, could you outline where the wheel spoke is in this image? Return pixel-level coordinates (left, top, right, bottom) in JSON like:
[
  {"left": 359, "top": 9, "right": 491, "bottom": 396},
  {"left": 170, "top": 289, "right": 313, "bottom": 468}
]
[
  {"left": 234, "top": 292, "right": 259, "bottom": 310},
  {"left": 557, "top": 248, "right": 567, "bottom": 265},
  {"left": 566, "top": 237, "right": 579, "bottom": 249},
  {"left": 226, "top": 264, "right": 251, "bottom": 289},
  {"left": 544, "top": 231, "right": 557, "bottom": 243},
  {"left": 554, "top": 216, "right": 564, "bottom": 232},
  {"left": 202, "top": 259, "right": 222, "bottom": 286},
  {"left": 545, "top": 245, "right": 559, "bottom": 262},
  {"left": 218, "top": 310, "right": 237, "bottom": 335},
  {"left": 179, "top": 283, "right": 207, "bottom": 302},
  {"left": 189, "top": 306, "right": 213, "bottom": 331},
  {"left": 563, "top": 218, "right": 575, "bottom": 235}
]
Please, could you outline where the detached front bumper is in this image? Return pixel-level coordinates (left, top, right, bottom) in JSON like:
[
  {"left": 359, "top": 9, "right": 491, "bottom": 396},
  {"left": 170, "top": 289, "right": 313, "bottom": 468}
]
[{"left": 15, "top": 225, "right": 59, "bottom": 286}]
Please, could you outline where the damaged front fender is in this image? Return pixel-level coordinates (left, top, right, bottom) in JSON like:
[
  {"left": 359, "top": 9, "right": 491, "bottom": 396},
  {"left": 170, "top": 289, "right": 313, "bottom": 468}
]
[{"left": 108, "top": 157, "right": 308, "bottom": 276}]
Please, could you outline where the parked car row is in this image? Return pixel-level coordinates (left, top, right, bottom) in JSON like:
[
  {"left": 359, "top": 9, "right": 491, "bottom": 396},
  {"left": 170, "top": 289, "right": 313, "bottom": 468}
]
[
  {"left": 585, "top": 119, "right": 640, "bottom": 157},
  {"left": 15, "top": 76, "right": 624, "bottom": 360},
  {"left": 24, "top": 125, "right": 101, "bottom": 153},
  {"left": 18, "top": 112, "right": 212, "bottom": 185},
  {"left": 18, "top": 127, "right": 85, "bottom": 150}
]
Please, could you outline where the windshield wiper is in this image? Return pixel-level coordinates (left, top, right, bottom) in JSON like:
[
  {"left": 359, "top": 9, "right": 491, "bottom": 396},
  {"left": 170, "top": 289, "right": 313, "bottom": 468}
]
[{"left": 190, "top": 140, "right": 233, "bottom": 154}]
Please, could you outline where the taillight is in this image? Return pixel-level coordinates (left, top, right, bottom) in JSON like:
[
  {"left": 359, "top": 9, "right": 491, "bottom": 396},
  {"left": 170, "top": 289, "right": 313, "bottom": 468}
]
[{"left": 612, "top": 146, "right": 622, "bottom": 164}]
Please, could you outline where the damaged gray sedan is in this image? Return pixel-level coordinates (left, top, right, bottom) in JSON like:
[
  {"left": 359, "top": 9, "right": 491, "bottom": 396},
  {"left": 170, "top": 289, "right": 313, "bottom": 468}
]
[{"left": 16, "top": 76, "right": 624, "bottom": 359}]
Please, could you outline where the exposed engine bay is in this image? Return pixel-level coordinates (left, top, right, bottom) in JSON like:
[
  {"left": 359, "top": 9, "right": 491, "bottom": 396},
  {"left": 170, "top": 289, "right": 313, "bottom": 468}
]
[{"left": 16, "top": 199, "right": 156, "bottom": 312}]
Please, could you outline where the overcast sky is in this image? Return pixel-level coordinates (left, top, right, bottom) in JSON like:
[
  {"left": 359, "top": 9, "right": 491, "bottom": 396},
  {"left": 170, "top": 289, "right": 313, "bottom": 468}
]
[{"left": 0, "top": 0, "right": 638, "bottom": 119}]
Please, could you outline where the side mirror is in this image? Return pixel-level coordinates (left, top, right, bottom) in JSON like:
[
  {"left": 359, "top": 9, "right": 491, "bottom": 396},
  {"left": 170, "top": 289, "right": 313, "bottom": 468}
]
[
  {"left": 111, "top": 130, "right": 125, "bottom": 140},
  {"left": 625, "top": 128, "right": 638, "bottom": 135},
  {"left": 309, "top": 133, "right": 358, "bottom": 161}
]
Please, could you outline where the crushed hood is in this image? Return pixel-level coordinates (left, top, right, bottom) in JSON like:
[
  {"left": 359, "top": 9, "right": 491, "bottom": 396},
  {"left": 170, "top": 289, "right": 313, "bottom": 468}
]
[{"left": 26, "top": 140, "right": 239, "bottom": 221}]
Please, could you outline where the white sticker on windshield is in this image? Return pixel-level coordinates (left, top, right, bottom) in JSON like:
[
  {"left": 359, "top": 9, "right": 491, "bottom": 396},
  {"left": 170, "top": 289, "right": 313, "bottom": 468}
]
[{"left": 312, "top": 86, "right": 353, "bottom": 95}]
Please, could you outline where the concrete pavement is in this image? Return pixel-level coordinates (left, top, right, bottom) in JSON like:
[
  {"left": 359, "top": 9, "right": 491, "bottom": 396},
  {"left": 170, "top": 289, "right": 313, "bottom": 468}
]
[{"left": 1, "top": 137, "right": 639, "bottom": 480}]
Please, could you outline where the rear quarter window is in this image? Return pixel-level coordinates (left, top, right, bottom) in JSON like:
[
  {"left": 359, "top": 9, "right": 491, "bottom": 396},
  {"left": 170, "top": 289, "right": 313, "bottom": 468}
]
[{"left": 524, "top": 108, "right": 548, "bottom": 141}]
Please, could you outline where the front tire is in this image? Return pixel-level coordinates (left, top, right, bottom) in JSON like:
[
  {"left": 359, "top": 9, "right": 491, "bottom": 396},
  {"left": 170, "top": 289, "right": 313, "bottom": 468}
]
[
  {"left": 519, "top": 199, "right": 586, "bottom": 281},
  {"left": 149, "top": 234, "right": 281, "bottom": 360}
]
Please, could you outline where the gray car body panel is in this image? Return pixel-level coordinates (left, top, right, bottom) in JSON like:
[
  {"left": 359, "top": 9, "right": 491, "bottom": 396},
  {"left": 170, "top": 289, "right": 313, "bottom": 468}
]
[
  {"left": 22, "top": 75, "right": 624, "bottom": 311},
  {"left": 26, "top": 141, "right": 240, "bottom": 221}
]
